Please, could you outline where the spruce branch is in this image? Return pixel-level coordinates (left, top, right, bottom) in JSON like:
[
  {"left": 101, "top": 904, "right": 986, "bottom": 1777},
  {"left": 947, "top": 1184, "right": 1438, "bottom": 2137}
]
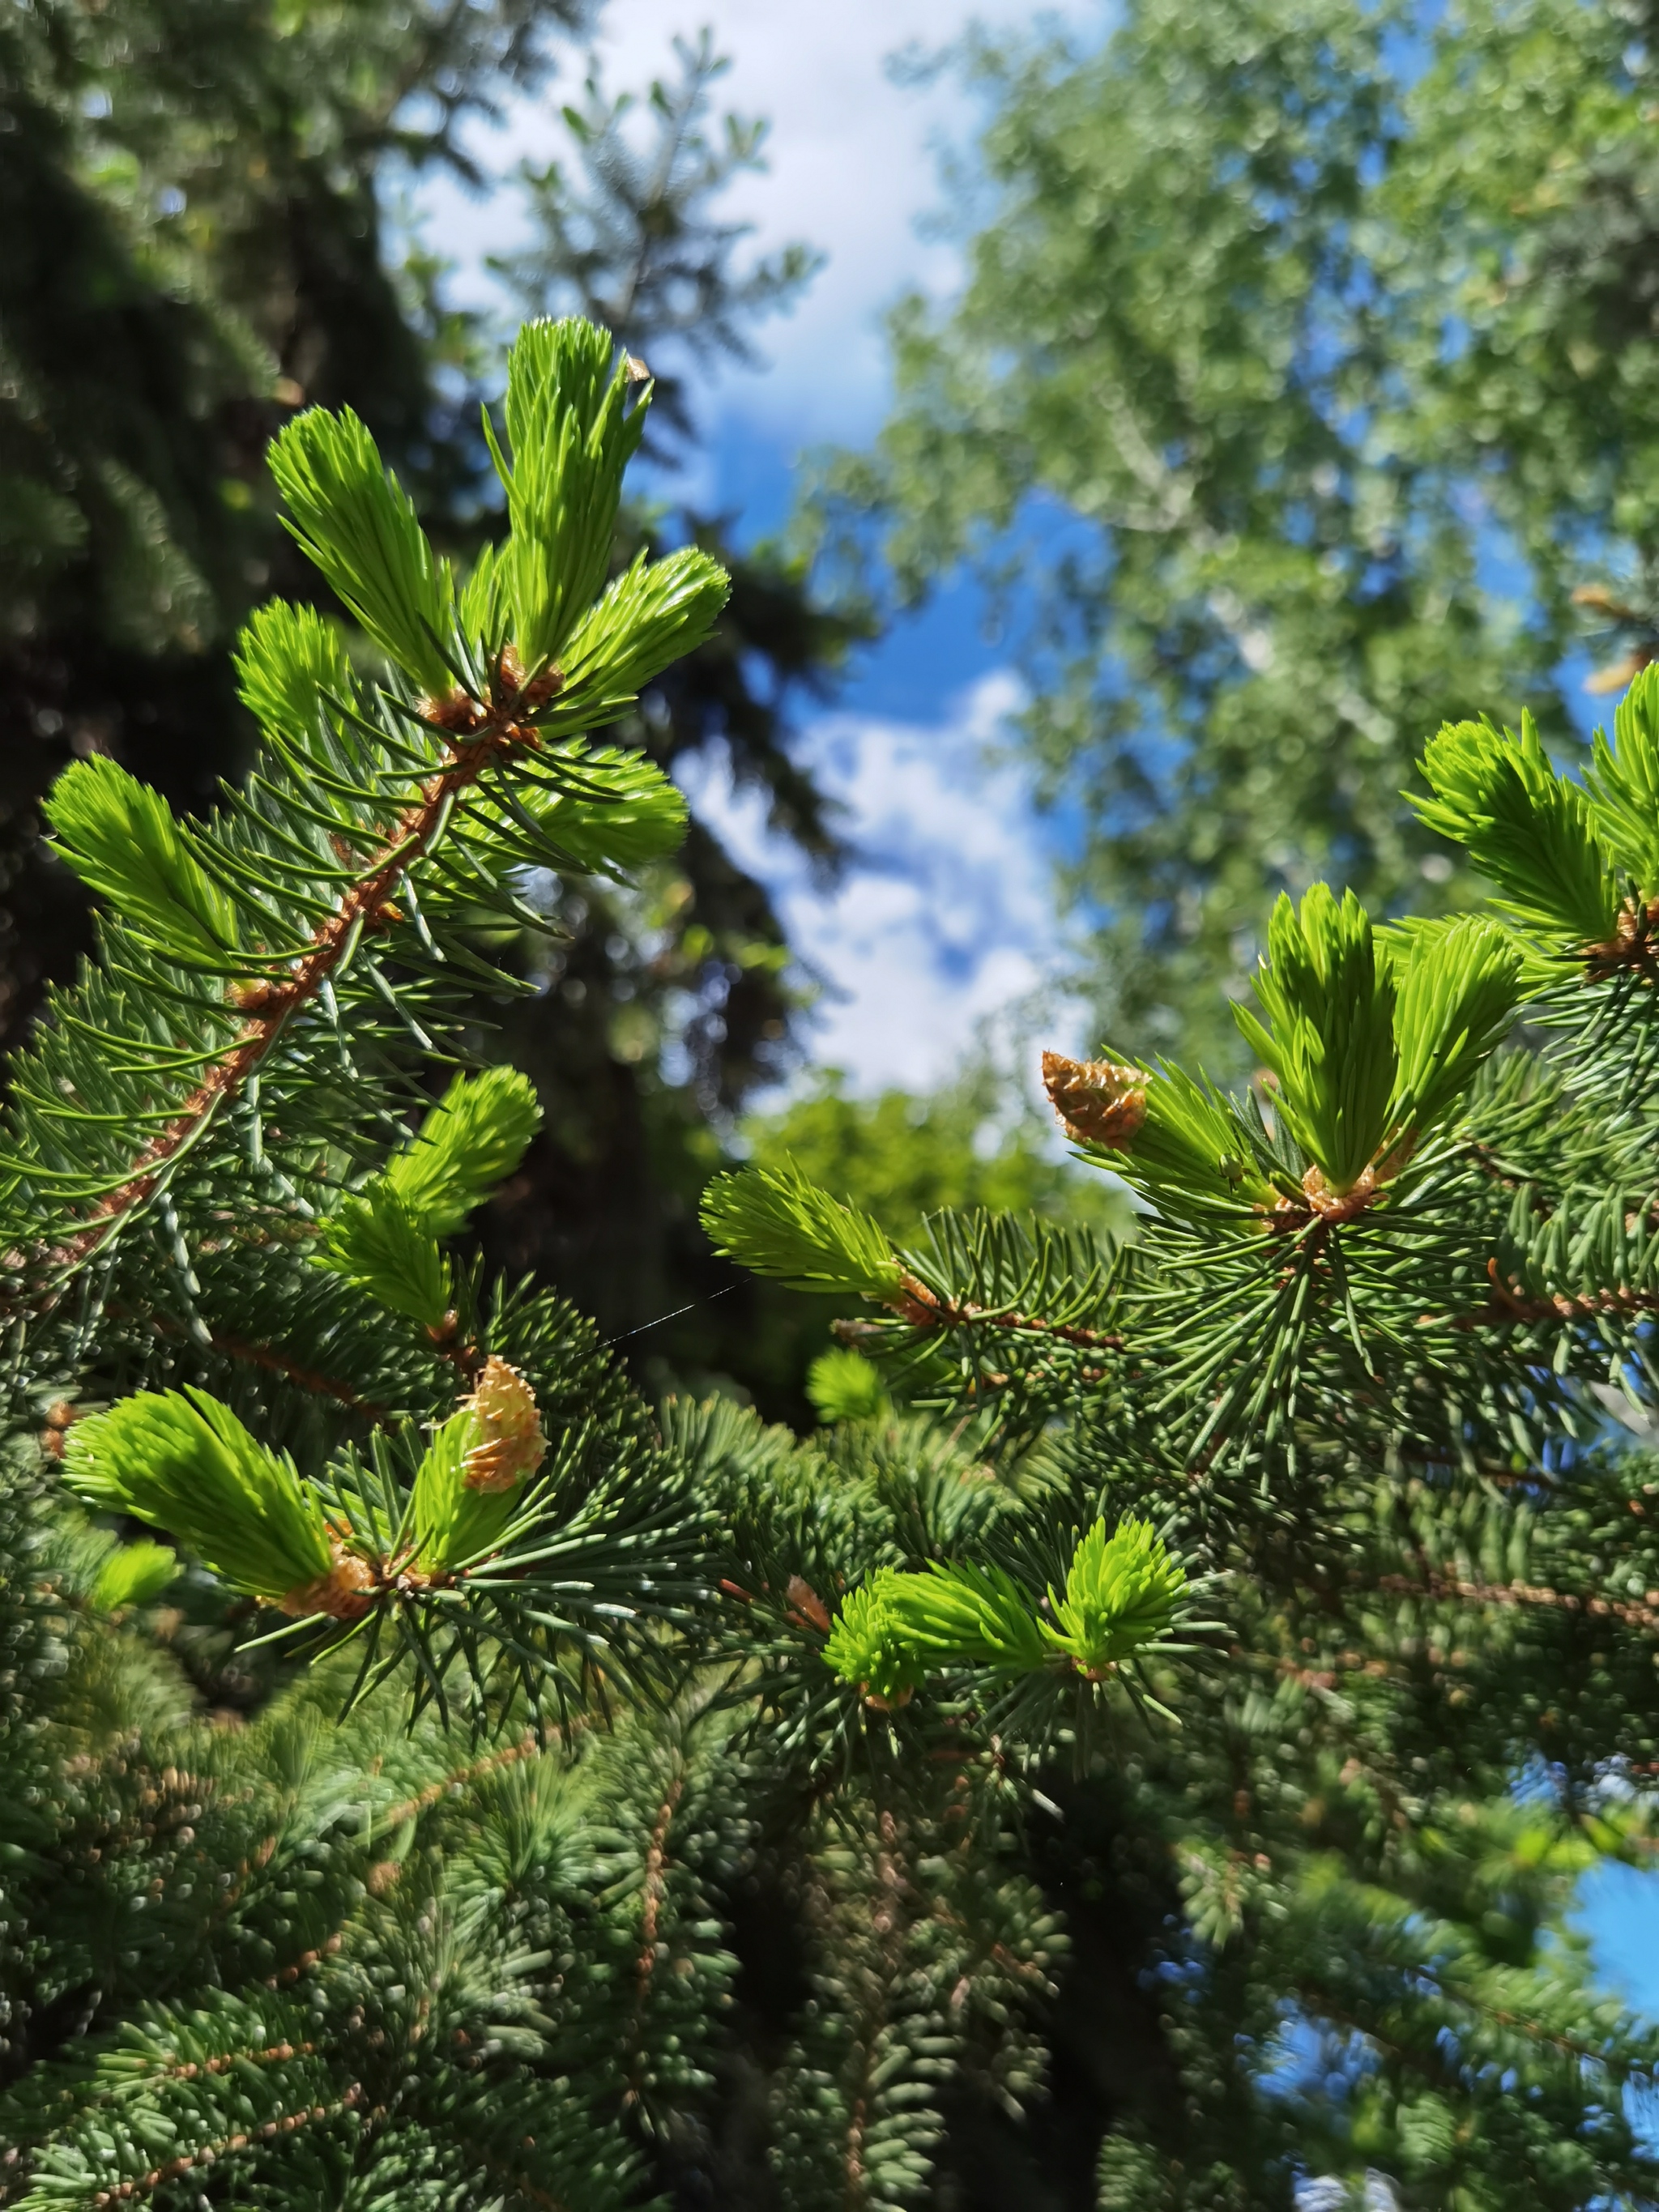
[
  {"left": 1375, "top": 1568, "right": 1659, "bottom": 1639},
  {"left": 1588, "top": 661, "right": 1659, "bottom": 893},
  {"left": 12, "top": 672, "right": 649, "bottom": 1303},
  {"left": 487, "top": 316, "right": 650, "bottom": 673},
  {"left": 61, "top": 1389, "right": 343, "bottom": 1613},
  {"left": 267, "top": 404, "right": 457, "bottom": 697},
  {"left": 20, "top": 676, "right": 550, "bottom": 1291},
  {"left": 2, "top": 322, "right": 727, "bottom": 1315},
  {"left": 701, "top": 1157, "right": 908, "bottom": 1302},
  {"left": 43, "top": 759, "right": 241, "bottom": 974},
  {"left": 382, "top": 1066, "right": 542, "bottom": 1234},
  {"left": 1414, "top": 710, "right": 1625, "bottom": 948},
  {"left": 821, "top": 1519, "right": 1198, "bottom": 1707},
  {"left": 1235, "top": 883, "right": 1400, "bottom": 1198}
]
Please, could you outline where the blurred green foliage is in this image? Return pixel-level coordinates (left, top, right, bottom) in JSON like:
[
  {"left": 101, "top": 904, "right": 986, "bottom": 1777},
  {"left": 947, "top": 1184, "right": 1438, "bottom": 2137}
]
[
  {"left": 718, "top": 1059, "right": 1131, "bottom": 1422},
  {"left": 813, "top": 0, "right": 1659, "bottom": 1067},
  {"left": 746, "top": 1060, "right": 1128, "bottom": 1241}
]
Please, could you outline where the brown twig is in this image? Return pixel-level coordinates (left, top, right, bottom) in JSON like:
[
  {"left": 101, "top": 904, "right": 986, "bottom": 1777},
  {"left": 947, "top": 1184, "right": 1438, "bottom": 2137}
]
[
  {"left": 84, "top": 2085, "right": 361, "bottom": 2206},
  {"left": 622, "top": 1771, "right": 687, "bottom": 2110},
  {"left": 846, "top": 1272, "right": 1123, "bottom": 1353},
  {"left": 1457, "top": 1255, "right": 1659, "bottom": 1331},
  {"left": 105, "top": 1298, "right": 386, "bottom": 1418},
  {"left": 35, "top": 669, "right": 548, "bottom": 1289},
  {"left": 1376, "top": 1568, "right": 1659, "bottom": 1637}
]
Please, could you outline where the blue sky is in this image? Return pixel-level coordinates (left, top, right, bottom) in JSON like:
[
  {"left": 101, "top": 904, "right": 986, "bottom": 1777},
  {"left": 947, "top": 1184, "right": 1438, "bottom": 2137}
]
[
  {"left": 420, "top": 0, "right": 1659, "bottom": 2022},
  {"left": 422, "top": 0, "right": 1099, "bottom": 1093}
]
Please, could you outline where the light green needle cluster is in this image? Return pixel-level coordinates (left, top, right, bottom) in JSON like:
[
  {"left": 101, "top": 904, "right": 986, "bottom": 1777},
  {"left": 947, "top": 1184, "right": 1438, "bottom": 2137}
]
[
  {"left": 384, "top": 1068, "right": 542, "bottom": 1235},
  {"left": 90, "top": 1540, "right": 178, "bottom": 1613},
  {"left": 63, "top": 1390, "right": 335, "bottom": 1605},
  {"left": 1587, "top": 666, "right": 1659, "bottom": 892},
  {"left": 820, "top": 1577, "right": 931, "bottom": 1707},
  {"left": 267, "top": 406, "right": 455, "bottom": 699},
  {"left": 507, "top": 745, "right": 689, "bottom": 875},
  {"left": 44, "top": 757, "right": 241, "bottom": 971},
  {"left": 551, "top": 546, "right": 731, "bottom": 727},
  {"left": 700, "top": 1157, "right": 906, "bottom": 1301},
  {"left": 1234, "top": 886, "right": 1522, "bottom": 1198},
  {"left": 1124, "top": 1061, "right": 1278, "bottom": 1212},
  {"left": 409, "top": 1406, "right": 492, "bottom": 1574},
  {"left": 318, "top": 1184, "right": 452, "bottom": 1329},
  {"left": 409, "top": 1414, "right": 514, "bottom": 1575},
  {"left": 1414, "top": 711, "right": 1623, "bottom": 945},
  {"left": 805, "top": 1347, "right": 888, "bottom": 1424},
  {"left": 1044, "top": 1518, "right": 1187, "bottom": 1677},
  {"left": 1068, "top": 892, "right": 1523, "bottom": 1217},
  {"left": 319, "top": 1069, "right": 542, "bottom": 1328},
  {"left": 486, "top": 318, "right": 650, "bottom": 674},
  {"left": 822, "top": 1520, "right": 1188, "bottom": 1703},
  {"left": 232, "top": 601, "right": 363, "bottom": 750},
  {"left": 403, "top": 1357, "right": 547, "bottom": 1575},
  {"left": 1388, "top": 918, "right": 1524, "bottom": 1140},
  {"left": 1235, "top": 885, "right": 1400, "bottom": 1196}
]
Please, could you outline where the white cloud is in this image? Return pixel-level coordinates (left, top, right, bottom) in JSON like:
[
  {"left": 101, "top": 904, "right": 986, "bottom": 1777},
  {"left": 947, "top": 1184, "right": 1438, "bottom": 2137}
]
[
  {"left": 421, "top": 0, "right": 1098, "bottom": 446},
  {"left": 678, "top": 671, "right": 1088, "bottom": 1094},
  {"left": 415, "top": 3, "right": 1100, "bottom": 1097}
]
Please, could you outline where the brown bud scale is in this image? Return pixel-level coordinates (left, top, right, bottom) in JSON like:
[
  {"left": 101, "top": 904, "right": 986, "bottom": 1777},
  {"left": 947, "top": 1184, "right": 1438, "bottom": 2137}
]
[
  {"left": 281, "top": 1549, "right": 377, "bottom": 1622},
  {"left": 462, "top": 1355, "right": 547, "bottom": 1493},
  {"left": 1041, "top": 1051, "right": 1147, "bottom": 1148}
]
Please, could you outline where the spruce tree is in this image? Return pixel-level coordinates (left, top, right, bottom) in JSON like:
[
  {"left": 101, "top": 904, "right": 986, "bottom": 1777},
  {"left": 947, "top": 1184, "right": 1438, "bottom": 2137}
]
[
  {"left": 0, "top": 4, "right": 861, "bottom": 1404},
  {"left": 704, "top": 690, "right": 1659, "bottom": 2201},
  {"left": 8, "top": 317, "right": 1659, "bottom": 2210},
  {"left": 0, "top": 318, "right": 1056, "bottom": 2210}
]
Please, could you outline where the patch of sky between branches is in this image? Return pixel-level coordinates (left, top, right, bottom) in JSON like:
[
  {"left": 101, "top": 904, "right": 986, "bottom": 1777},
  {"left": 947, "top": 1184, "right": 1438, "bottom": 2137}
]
[
  {"left": 1577, "top": 1862, "right": 1659, "bottom": 2022},
  {"left": 662, "top": 420, "right": 1095, "bottom": 1097}
]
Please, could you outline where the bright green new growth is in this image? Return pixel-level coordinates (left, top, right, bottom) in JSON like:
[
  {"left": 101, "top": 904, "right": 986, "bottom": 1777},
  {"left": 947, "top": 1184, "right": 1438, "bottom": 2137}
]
[
  {"left": 384, "top": 1068, "right": 543, "bottom": 1237},
  {"left": 1224, "top": 889, "right": 1523, "bottom": 1200},
  {"left": 409, "top": 1407, "right": 482, "bottom": 1573},
  {"left": 267, "top": 405, "right": 455, "bottom": 699},
  {"left": 44, "top": 757, "right": 241, "bottom": 971},
  {"left": 408, "top": 1398, "right": 534, "bottom": 1575},
  {"left": 514, "top": 746, "right": 689, "bottom": 874},
  {"left": 232, "top": 600, "right": 362, "bottom": 750},
  {"left": 487, "top": 318, "right": 650, "bottom": 673},
  {"left": 884, "top": 1561, "right": 1051, "bottom": 1673},
  {"left": 552, "top": 545, "right": 731, "bottom": 726},
  {"left": 1386, "top": 918, "right": 1524, "bottom": 1144},
  {"left": 318, "top": 1069, "right": 541, "bottom": 1328},
  {"left": 700, "top": 1158, "right": 906, "bottom": 1301},
  {"left": 1043, "top": 1519, "right": 1186, "bottom": 1677},
  {"left": 63, "top": 1390, "right": 334, "bottom": 1605},
  {"left": 1235, "top": 885, "right": 1398, "bottom": 1196},
  {"left": 1414, "top": 712, "right": 1623, "bottom": 945},
  {"left": 1119, "top": 1061, "right": 1276, "bottom": 1212},
  {"left": 821, "top": 1575, "right": 930, "bottom": 1707},
  {"left": 91, "top": 1539, "right": 178, "bottom": 1613},
  {"left": 806, "top": 1346, "right": 887, "bottom": 1424},
  {"left": 317, "top": 1184, "right": 452, "bottom": 1330},
  {"left": 822, "top": 1522, "right": 1186, "bottom": 1703},
  {"left": 1587, "top": 663, "right": 1659, "bottom": 894}
]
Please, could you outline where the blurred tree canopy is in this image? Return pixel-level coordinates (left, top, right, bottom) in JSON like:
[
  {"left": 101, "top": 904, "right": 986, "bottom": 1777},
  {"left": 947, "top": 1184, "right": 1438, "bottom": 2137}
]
[
  {"left": 813, "top": 0, "right": 1659, "bottom": 1066},
  {"left": 0, "top": 1, "right": 865, "bottom": 1406},
  {"left": 745, "top": 1058, "right": 1128, "bottom": 1242}
]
